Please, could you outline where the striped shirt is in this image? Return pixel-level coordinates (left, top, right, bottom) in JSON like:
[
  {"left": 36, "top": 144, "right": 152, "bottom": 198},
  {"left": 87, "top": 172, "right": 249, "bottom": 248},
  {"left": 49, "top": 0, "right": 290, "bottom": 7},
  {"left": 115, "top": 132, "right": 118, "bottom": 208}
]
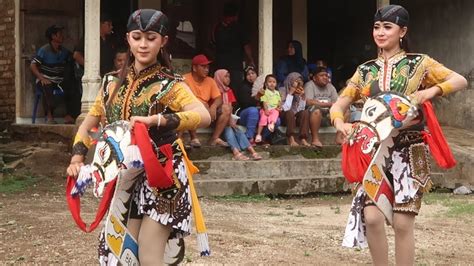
[{"left": 31, "top": 43, "right": 72, "bottom": 84}]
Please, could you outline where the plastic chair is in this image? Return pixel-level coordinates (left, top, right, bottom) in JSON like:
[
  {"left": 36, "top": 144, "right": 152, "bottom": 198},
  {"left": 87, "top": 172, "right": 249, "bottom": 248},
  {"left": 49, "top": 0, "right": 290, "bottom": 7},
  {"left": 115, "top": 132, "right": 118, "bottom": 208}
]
[{"left": 32, "top": 83, "right": 64, "bottom": 124}]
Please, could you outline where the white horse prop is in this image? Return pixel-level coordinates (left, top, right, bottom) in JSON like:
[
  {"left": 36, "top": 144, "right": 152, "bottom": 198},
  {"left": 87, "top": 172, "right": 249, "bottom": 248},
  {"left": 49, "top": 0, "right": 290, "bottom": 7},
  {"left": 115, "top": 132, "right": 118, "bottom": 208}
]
[{"left": 66, "top": 121, "right": 184, "bottom": 265}]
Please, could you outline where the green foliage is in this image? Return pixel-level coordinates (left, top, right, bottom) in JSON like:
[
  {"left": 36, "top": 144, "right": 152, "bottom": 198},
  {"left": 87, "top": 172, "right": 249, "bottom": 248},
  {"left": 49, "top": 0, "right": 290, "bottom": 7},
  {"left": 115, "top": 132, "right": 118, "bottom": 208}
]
[
  {"left": 330, "top": 206, "right": 341, "bottom": 214},
  {"left": 212, "top": 194, "right": 269, "bottom": 203},
  {"left": 423, "top": 192, "right": 474, "bottom": 217},
  {"left": 0, "top": 174, "right": 39, "bottom": 194},
  {"left": 295, "top": 210, "right": 306, "bottom": 217}
]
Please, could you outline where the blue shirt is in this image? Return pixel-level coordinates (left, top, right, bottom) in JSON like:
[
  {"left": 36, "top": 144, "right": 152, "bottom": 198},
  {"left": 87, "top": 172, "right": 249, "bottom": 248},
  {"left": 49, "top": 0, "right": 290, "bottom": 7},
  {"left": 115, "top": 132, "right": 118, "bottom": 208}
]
[{"left": 32, "top": 43, "right": 72, "bottom": 84}]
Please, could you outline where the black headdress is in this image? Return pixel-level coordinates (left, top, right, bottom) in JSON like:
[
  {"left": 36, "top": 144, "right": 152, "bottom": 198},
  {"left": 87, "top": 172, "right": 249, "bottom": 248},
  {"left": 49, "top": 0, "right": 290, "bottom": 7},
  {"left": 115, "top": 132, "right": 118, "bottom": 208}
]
[
  {"left": 374, "top": 5, "right": 409, "bottom": 27},
  {"left": 127, "top": 9, "right": 169, "bottom": 35}
]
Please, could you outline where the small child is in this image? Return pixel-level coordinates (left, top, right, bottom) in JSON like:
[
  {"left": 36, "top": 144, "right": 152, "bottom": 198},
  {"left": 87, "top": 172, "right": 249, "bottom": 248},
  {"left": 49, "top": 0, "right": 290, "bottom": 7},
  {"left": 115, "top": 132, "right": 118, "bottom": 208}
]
[{"left": 255, "top": 74, "right": 280, "bottom": 143}]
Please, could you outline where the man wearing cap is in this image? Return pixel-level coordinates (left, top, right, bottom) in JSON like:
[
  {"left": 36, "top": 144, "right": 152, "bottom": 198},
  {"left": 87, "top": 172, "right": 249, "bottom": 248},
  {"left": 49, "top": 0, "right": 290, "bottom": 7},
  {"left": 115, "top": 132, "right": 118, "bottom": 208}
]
[
  {"left": 30, "top": 25, "right": 75, "bottom": 124},
  {"left": 182, "top": 54, "right": 230, "bottom": 147},
  {"left": 304, "top": 66, "right": 340, "bottom": 147}
]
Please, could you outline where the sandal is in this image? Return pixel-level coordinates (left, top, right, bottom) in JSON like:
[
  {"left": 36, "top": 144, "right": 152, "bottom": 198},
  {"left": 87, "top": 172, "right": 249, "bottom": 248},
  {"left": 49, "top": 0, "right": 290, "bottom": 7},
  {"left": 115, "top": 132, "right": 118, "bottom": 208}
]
[
  {"left": 232, "top": 152, "right": 249, "bottom": 161},
  {"left": 190, "top": 138, "right": 202, "bottom": 148},
  {"left": 251, "top": 152, "right": 262, "bottom": 161},
  {"left": 209, "top": 138, "right": 229, "bottom": 147},
  {"left": 300, "top": 139, "right": 311, "bottom": 147}
]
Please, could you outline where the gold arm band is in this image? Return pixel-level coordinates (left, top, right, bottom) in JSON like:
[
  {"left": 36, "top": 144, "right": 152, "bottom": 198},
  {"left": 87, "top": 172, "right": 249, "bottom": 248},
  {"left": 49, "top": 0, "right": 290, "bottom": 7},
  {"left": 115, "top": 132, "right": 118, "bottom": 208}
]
[
  {"left": 176, "top": 111, "right": 202, "bottom": 131},
  {"left": 73, "top": 133, "right": 92, "bottom": 148},
  {"left": 437, "top": 82, "right": 454, "bottom": 96},
  {"left": 330, "top": 111, "right": 344, "bottom": 126}
]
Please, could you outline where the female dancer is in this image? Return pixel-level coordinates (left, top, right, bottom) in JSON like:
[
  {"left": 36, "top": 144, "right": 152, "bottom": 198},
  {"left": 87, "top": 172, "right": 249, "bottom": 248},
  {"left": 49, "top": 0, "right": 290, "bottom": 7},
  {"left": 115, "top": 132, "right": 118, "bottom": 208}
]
[
  {"left": 330, "top": 5, "right": 467, "bottom": 265},
  {"left": 66, "top": 9, "right": 210, "bottom": 264}
]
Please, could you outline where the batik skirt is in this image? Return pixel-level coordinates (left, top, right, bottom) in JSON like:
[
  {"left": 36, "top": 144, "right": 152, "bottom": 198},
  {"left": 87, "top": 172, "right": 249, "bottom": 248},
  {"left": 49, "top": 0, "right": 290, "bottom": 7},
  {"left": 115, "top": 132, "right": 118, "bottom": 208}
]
[
  {"left": 342, "top": 131, "right": 431, "bottom": 248},
  {"left": 98, "top": 140, "right": 192, "bottom": 264}
]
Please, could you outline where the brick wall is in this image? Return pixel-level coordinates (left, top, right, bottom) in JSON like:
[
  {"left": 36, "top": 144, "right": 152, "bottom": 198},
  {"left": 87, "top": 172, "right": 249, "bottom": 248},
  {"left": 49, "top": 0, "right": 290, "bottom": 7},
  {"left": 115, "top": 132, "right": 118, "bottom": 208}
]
[{"left": 0, "top": 0, "right": 15, "bottom": 124}]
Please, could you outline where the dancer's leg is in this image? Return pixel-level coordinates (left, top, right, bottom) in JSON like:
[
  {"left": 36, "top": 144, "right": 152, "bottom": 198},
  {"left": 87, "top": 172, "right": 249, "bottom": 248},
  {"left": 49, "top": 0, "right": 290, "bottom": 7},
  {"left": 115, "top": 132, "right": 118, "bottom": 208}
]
[
  {"left": 393, "top": 212, "right": 416, "bottom": 266},
  {"left": 137, "top": 215, "right": 171, "bottom": 265},
  {"left": 364, "top": 206, "right": 389, "bottom": 266}
]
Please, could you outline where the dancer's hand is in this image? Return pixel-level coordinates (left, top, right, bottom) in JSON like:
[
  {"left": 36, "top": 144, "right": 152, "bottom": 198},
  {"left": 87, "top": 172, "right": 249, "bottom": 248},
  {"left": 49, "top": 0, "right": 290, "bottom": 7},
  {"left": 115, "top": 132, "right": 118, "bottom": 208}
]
[
  {"left": 411, "top": 86, "right": 442, "bottom": 105},
  {"left": 129, "top": 115, "right": 155, "bottom": 130},
  {"left": 334, "top": 120, "right": 353, "bottom": 139},
  {"left": 67, "top": 157, "right": 84, "bottom": 178}
]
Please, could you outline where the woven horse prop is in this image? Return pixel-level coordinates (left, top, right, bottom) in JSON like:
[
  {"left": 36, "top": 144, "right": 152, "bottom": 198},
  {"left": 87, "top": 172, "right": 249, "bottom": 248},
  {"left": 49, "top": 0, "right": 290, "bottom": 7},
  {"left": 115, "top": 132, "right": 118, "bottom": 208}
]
[
  {"left": 66, "top": 121, "right": 184, "bottom": 265},
  {"left": 342, "top": 91, "right": 422, "bottom": 224}
]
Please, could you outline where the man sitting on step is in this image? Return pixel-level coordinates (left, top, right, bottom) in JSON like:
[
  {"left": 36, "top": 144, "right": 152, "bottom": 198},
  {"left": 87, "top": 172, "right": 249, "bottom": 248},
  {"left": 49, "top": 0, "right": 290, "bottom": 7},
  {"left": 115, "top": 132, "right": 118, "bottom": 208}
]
[
  {"left": 181, "top": 54, "right": 230, "bottom": 147},
  {"left": 304, "top": 66, "right": 344, "bottom": 147}
]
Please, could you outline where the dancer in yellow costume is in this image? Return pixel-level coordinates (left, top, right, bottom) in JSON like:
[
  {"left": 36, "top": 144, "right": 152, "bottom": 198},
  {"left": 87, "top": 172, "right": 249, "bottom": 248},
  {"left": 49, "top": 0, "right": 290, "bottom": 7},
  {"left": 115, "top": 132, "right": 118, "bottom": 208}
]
[
  {"left": 330, "top": 5, "right": 467, "bottom": 265},
  {"left": 66, "top": 9, "right": 211, "bottom": 265}
]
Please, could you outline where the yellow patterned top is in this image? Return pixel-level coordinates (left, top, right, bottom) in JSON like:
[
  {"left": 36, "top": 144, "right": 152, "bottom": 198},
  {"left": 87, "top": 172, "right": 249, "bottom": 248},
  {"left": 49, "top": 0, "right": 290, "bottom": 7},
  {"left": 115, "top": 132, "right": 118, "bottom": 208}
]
[
  {"left": 89, "top": 64, "right": 196, "bottom": 123},
  {"left": 340, "top": 51, "right": 453, "bottom": 102}
]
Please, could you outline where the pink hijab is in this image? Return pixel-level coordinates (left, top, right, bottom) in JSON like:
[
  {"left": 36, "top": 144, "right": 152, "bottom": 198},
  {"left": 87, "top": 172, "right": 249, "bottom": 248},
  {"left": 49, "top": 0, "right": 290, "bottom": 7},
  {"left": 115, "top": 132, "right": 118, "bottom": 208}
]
[{"left": 214, "top": 69, "right": 236, "bottom": 104}]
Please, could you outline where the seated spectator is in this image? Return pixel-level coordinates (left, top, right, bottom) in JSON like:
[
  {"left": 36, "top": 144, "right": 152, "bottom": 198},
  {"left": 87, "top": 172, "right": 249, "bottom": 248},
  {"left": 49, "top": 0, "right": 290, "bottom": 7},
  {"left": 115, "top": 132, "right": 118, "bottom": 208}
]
[
  {"left": 214, "top": 69, "right": 262, "bottom": 160},
  {"left": 255, "top": 74, "right": 280, "bottom": 143},
  {"left": 304, "top": 66, "right": 339, "bottom": 147},
  {"left": 275, "top": 40, "right": 309, "bottom": 87},
  {"left": 182, "top": 54, "right": 230, "bottom": 147},
  {"left": 280, "top": 72, "right": 310, "bottom": 146},
  {"left": 113, "top": 47, "right": 128, "bottom": 72},
  {"left": 308, "top": 59, "right": 333, "bottom": 82},
  {"left": 234, "top": 66, "right": 260, "bottom": 143},
  {"left": 30, "top": 25, "right": 76, "bottom": 124}
]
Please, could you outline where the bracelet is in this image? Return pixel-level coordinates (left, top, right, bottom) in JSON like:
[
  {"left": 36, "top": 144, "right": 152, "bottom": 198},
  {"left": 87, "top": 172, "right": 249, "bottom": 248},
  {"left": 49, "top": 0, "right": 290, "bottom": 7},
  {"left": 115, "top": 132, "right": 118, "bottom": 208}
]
[
  {"left": 330, "top": 111, "right": 344, "bottom": 126},
  {"left": 72, "top": 141, "right": 89, "bottom": 157},
  {"left": 157, "top": 114, "right": 162, "bottom": 128}
]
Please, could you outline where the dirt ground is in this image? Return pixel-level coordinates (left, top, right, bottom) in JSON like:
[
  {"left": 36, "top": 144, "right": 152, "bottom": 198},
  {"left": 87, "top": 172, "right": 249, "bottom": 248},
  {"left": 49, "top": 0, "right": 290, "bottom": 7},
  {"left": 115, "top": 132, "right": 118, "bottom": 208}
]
[{"left": 0, "top": 175, "right": 473, "bottom": 265}]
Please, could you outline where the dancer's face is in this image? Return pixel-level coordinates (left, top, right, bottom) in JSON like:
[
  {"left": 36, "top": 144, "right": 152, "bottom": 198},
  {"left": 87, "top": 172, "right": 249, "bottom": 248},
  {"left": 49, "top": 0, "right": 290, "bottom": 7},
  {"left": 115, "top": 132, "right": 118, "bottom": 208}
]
[
  {"left": 127, "top": 30, "right": 168, "bottom": 68},
  {"left": 373, "top": 21, "right": 407, "bottom": 51}
]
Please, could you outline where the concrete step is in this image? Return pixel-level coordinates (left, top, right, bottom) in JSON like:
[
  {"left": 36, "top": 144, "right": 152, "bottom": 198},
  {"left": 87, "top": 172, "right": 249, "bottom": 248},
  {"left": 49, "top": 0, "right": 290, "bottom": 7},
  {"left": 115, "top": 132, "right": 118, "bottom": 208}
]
[
  {"left": 181, "top": 126, "right": 338, "bottom": 146},
  {"left": 10, "top": 123, "right": 76, "bottom": 144},
  {"left": 194, "top": 175, "right": 349, "bottom": 196},
  {"left": 193, "top": 158, "right": 342, "bottom": 179},
  {"left": 186, "top": 144, "right": 342, "bottom": 161}
]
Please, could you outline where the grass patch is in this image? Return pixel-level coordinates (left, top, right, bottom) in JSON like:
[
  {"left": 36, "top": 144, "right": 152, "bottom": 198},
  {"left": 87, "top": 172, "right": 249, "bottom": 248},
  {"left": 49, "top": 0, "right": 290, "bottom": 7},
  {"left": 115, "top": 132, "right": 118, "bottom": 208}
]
[
  {"left": 445, "top": 202, "right": 474, "bottom": 217},
  {"left": 423, "top": 192, "right": 474, "bottom": 217},
  {"left": 295, "top": 210, "right": 306, "bottom": 217},
  {"left": 212, "top": 194, "right": 269, "bottom": 203},
  {"left": 265, "top": 211, "right": 281, "bottom": 216},
  {"left": 0, "top": 174, "right": 39, "bottom": 194}
]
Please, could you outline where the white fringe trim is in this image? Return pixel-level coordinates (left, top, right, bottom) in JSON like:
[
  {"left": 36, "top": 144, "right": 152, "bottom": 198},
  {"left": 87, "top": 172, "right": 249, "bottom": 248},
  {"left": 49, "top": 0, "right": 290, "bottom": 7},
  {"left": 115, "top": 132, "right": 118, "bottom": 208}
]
[
  {"left": 197, "top": 233, "right": 211, "bottom": 256},
  {"left": 70, "top": 165, "right": 94, "bottom": 197},
  {"left": 124, "top": 145, "right": 144, "bottom": 169}
]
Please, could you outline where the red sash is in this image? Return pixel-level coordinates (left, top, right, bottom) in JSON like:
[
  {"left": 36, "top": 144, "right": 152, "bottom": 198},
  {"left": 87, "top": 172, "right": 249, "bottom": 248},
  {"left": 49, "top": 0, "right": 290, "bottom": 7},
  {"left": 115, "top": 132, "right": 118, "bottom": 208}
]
[
  {"left": 421, "top": 101, "right": 456, "bottom": 169},
  {"left": 66, "top": 122, "right": 174, "bottom": 232}
]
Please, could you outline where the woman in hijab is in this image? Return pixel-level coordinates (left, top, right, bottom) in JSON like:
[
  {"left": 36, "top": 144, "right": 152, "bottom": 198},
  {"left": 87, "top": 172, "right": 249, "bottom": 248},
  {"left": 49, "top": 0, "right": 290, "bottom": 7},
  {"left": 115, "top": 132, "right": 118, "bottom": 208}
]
[
  {"left": 280, "top": 72, "right": 311, "bottom": 146},
  {"left": 214, "top": 69, "right": 262, "bottom": 160},
  {"left": 67, "top": 9, "right": 211, "bottom": 264},
  {"left": 330, "top": 5, "right": 467, "bottom": 265},
  {"left": 275, "top": 40, "right": 309, "bottom": 86},
  {"left": 233, "top": 66, "right": 260, "bottom": 143}
]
